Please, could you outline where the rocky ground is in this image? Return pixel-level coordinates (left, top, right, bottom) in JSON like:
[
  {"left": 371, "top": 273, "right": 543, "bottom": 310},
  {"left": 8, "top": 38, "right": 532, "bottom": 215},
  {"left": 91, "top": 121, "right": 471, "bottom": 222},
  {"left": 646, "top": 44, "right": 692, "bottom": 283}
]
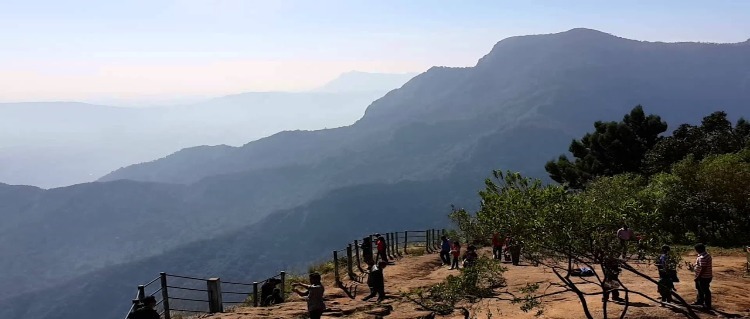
[{"left": 201, "top": 248, "right": 750, "bottom": 319}]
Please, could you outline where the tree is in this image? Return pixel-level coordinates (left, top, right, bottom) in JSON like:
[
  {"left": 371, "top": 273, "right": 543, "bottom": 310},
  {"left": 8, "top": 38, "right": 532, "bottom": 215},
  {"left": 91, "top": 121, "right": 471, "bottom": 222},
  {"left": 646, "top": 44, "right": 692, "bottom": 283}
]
[
  {"left": 644, "top": 112, "right": 750, "bottom": 174},
  {"left": 545, "top": 105, "right": 668, "bottom": 189},
  {"left": 451, "top": 171, "right": 700, "bottom": 319},
  {"left": 648, "top": 149, "right": 750, "bottom": 245}
]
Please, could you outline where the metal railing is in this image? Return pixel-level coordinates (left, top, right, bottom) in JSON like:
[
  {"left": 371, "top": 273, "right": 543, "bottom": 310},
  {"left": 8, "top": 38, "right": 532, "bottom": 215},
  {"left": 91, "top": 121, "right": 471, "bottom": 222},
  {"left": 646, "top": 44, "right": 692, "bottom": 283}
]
[{"left": 122, "top": 228, "right": 446, "bottom": 318}]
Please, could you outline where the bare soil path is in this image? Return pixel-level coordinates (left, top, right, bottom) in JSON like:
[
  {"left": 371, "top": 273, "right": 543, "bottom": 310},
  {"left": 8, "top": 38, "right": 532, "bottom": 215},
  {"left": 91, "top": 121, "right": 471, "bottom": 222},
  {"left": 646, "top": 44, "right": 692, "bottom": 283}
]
[{"left": 204, "top": 249, "right": 750, "bottom": 319}]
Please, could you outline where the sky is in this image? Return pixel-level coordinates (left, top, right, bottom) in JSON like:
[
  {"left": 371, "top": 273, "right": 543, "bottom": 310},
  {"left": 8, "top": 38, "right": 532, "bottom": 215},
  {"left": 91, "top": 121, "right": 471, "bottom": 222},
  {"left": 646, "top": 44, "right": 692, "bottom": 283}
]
[{"left": 1, "top": 0, "right": 749, "bottom": 104}]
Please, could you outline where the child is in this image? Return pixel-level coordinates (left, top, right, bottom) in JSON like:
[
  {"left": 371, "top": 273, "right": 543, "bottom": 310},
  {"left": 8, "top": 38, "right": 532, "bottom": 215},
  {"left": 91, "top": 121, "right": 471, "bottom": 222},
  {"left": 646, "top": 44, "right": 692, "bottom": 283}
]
[
  {"left": 450, "top": 241, "right": 461, "bottom": 269},
  {"left": 657, "top": 245, "right": 675, "bottom": 303},
  {"left": 292, "top": 273, "right": 326, "bottom": 319}
]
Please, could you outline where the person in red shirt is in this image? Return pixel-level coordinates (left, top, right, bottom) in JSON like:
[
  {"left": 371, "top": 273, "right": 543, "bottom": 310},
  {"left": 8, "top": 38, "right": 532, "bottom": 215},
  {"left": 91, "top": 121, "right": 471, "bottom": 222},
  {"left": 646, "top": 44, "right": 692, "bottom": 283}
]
[
  {"left": 492, "top": 233, "right": 504, "bottom": 260},
  {"left": 375, "top": 235, "right": 388, "bottom": 262},
  {"left": 450, "top": 241, "right": 461, "bottom": 269}
]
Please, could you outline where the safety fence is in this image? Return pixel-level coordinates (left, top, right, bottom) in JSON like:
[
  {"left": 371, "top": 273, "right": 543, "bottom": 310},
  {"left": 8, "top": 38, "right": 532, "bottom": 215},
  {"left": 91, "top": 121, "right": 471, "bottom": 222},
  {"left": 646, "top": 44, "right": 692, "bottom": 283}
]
[{"left": 123, "top": 228, "right": 445, "bottom": 319}]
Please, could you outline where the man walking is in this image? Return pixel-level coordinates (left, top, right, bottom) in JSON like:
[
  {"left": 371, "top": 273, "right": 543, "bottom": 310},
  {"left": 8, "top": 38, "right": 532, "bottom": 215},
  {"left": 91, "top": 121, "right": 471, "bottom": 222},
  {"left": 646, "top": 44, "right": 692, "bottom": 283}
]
[{"left": 692, "top": 243, "right": 713, "bottom": 311}]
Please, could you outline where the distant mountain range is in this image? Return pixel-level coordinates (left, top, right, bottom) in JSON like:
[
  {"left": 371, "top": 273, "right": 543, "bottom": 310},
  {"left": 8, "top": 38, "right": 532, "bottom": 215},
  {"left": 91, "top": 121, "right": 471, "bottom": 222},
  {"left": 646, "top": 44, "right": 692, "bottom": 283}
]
[
  {"left": 1, "top": 28, "right": 749, "bottom": 319},
  {"left": 0, "top": 71, "right": 416, "bottom": 188}
]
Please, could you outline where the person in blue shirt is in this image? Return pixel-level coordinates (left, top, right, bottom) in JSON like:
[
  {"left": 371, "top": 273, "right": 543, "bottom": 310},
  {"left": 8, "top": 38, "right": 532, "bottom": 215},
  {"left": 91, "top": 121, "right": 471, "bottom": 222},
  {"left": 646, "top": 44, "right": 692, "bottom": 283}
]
[{"left": 440, "top": 236, "right": 451, "bottom": 265}]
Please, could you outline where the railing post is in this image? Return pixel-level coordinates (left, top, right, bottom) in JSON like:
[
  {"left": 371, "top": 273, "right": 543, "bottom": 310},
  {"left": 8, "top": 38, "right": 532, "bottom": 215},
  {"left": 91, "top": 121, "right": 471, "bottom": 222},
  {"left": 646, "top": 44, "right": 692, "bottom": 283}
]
[
  {"left": 346, "top": 244, "right": 355, "bottom": 280},
  {"left": 431, "top": 229, "right": 437, "bottom": 250},
  {"left": 160, "top": 272, "right": 171, "bottom": 319},
  {"left": 425, "top": 230, "right": 431, "bottom": 253},
  {"left": 395, "top": 232, "right": 401, "bottom": 256},
  {"left": 253, "top": 282, "right": 259, "bottom": 307},
  {"left": 386, "top": 233, "right": 393, "bottom": 259},
  {"left": 137, "top": 285, "right": 146, "bottom": 301},
  {"left": 280, "top": 271, "right": 286, "bottom": 301},
  {"left": 333, "top": 250, "right": 341, "bottom": 284},
  {"left": 404, "top": 231, "right": 409, "bottom": 254},
  {"left": 354, "top": 240, "right": 364, "bottom": 272},
  {"left": 207, "top": 278, "right": 223, "bottom": 313}
]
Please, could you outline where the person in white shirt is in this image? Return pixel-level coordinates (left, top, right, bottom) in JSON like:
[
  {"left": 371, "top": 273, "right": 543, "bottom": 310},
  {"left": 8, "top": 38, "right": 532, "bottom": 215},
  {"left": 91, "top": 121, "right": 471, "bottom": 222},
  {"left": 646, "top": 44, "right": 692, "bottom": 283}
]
[
  {"left": 616, "top": 225, "right": 634, "bottom": 259},
  {"left": 292, "top": 273, "right": 326, "bottom": 319}
]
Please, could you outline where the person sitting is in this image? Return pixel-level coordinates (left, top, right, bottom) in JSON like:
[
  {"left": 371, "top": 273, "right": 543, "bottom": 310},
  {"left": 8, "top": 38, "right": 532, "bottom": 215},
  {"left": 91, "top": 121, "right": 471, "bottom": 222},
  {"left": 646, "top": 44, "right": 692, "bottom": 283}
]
[
  {"left": 127, "top": 296, "right": 160, "bottom": 319},
  {"left": 266, "top": 287, "right": 284, "bottom": 306},
  {"left": 463, "top": 245, "right": 479, "bottom": 268},
  {"left": 260, "top": 278, "right": 283, "bottom": 306}
]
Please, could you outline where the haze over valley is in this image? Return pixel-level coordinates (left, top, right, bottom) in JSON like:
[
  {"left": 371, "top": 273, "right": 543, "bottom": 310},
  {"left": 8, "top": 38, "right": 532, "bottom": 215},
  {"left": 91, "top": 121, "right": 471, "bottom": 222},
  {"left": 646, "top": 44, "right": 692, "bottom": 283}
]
[{"left": 0, "top": 71, "right": 416, "bottom": 188}]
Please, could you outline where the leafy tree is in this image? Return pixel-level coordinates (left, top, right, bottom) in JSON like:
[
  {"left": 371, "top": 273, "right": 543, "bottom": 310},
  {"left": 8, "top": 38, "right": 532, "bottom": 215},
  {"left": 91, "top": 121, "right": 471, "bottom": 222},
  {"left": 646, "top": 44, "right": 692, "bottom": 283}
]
[
  {"left": 545, "top": 105, "right": 668, "bottom": 189},
  {"left": 451, "top": 171, "right": 700, "bottom": 319},
  {"left": 644, "top": 112, "right": 750, "bottom": 174},
  {"left": 648, "top": 149, "right": 750, "bottom": 245}
]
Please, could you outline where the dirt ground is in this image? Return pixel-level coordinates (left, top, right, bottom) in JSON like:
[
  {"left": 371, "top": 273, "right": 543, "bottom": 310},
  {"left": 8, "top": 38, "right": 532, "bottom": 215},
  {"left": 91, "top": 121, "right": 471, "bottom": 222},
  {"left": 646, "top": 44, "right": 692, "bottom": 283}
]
[{"left": 204, "top": 248, "right": 750, "bottom": 319}]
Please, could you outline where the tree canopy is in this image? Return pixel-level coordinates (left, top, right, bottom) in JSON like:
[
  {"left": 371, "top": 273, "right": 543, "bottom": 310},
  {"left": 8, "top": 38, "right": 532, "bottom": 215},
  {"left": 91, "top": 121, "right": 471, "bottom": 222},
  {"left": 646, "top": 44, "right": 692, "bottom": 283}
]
[
  {"left": 643, "top": 111, "right": 750, "bottom": 174},
  {"left": 545, "top": 105, "right": 668, "bottom": 189},
  {"left": 451, "top": 171, "right": 700, "bottom": 319}
]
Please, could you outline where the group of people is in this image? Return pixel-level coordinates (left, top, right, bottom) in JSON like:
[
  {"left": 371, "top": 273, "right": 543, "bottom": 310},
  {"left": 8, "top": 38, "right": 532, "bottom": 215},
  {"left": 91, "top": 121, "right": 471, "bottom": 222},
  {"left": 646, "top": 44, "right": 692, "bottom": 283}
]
[
  {"left": 439, "top": 236, "right": 479, "bottom": 269},
  {"left": 127, "top": 227, "right": 718, "bottom": 319},
  {"left": 607, "top": 224, "right": 716, "bottom": 311},
  {"left": 491, "top": 233, "right": 523, "bottom": 265}
]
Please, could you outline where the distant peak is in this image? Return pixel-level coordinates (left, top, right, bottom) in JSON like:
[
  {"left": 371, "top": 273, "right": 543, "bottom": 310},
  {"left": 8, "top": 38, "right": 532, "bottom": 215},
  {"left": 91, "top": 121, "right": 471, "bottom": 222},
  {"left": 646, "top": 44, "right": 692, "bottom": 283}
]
[{"left": 560, "top": 28, "right": 611, "bottom": 35}]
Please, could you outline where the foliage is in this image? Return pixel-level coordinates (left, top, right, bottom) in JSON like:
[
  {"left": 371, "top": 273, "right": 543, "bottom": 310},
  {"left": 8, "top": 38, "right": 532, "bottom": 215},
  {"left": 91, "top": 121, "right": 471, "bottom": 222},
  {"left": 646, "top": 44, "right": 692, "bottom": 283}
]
[
  {"left": 647, "top": 150, "right": 750, "bottom": 245},
  {"left": 545, "top": 105, "right": 668, "bottom": 189},
  {"left": 404, "top": 257, "right": 506, "bottom": 315},
  {"left": 511, "top": 283, "right": 544, "bottom": 316},
  {"left": 644, "top": 112, "right": 750, "bottom": 174},
  {"left": 450, "top": 170, "right": 699, "bottom": 319}
]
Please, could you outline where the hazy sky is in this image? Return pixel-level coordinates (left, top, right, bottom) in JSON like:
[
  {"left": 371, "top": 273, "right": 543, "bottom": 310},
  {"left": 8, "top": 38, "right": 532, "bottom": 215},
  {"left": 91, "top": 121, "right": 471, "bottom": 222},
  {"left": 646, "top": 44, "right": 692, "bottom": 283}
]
[{"left": 1, "top": 0, "right": 749, "bottom": 103}]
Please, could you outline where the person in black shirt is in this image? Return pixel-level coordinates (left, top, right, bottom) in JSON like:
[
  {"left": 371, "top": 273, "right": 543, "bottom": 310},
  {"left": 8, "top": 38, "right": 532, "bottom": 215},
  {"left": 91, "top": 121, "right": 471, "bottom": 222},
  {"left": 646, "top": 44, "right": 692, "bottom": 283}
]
[
  {"left": 260, "top": 278, "right": 283, "bottom": 306},
  {"left": 128, "top": 296, "right": 160, "bottom": 319}
]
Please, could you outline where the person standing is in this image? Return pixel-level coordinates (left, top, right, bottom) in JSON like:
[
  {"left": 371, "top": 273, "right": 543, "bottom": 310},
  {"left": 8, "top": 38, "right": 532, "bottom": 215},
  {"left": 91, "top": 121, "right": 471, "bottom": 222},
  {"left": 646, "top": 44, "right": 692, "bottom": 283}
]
[
  {"left": 363, "top": 261, "right": 388, "bottom": 302},
  {"left": 657, "top": 245, "right": 675, "bottom": 303},
  {"left": 617, "top": 225, "right": 634, "bottom": 259},
  {"left": 450, "top": 241, "right": 461, "bottom": 269},
  {"left": 492, "top": 233, "right": 505, "bottom": 260},
  {"left": 691, "top": 243, "right": 713, "bottom": 310},
  {"left": 602, "top": 258, "right": 625, "bottom": 303},
  {"left": 292, "top": 272, "right": 326, "bottom": 319},
  {"left": 375, "top": 235, "right": 388, "bottom": 263},
  {"left": 440, "top": 236, "right": 451, "bottom": 265}
]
